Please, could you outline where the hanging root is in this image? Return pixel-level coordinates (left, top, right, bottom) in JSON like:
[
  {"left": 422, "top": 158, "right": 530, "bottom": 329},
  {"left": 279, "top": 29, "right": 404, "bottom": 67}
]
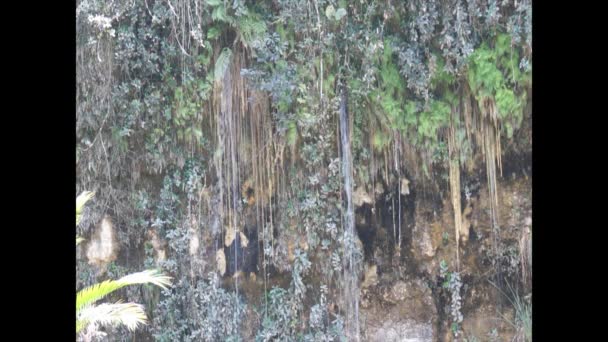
[{"left": 448, "top": 111, "right": 462, "bottom": 270}]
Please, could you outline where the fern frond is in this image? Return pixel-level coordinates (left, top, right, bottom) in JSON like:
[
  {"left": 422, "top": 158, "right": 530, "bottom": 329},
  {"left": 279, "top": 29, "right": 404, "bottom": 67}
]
[
  {"left": 237, "top": 15, "right": 266, "bottom": 47},
  {"left": 211, "top": 4, "right": 232, "bottom": 24},
  {"left": 77, "top": 302, "right": 147, "bottom": 333},
  {"left": 77, "top": 269, "right": 172, "bottom": 312}
]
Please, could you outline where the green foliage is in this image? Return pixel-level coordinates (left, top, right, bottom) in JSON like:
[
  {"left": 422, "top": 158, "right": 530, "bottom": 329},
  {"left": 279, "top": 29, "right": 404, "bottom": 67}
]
[
  {"left": 467, "top": 33, "right": 531, "bottom": 138},
  {"left": 153, "top": 274, "right": 245, "bottom": 341},
  {"left": 490, "top": 280, "right": 532, "bottom": 342},
  {"left": 257, "top": 287, "right": 296, "bottom": 340},
  {"left": 214, "top": 48, "right": 233, "bottom": 81},
  {"left": 171, "top": 79, "right": 208, "bottom": 145},
  {"left": 77, "top": 1, "right": 532, "bottom": 340},
  {"left": 236, "top": 12, "right": 267, "bottom": 47},
  {"left": 371, "top": 39, "right": 415, "bottom": 152},
  {"left": 418, "top": 99, "right": 450, "bottom": 141},
  {"left": 440, "top": 260, "right": 463, "bottom": 338}
]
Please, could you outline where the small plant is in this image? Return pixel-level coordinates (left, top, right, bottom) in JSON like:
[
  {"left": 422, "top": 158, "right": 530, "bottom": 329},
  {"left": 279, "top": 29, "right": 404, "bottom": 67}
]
[
  {"left": 463, "top": 335, "right": 480, "bottom": 342},
  {"left": 442, "top": 232, "right": 450, "bottom": 246},
  {"left": 487, "top": 328, "right": 499, "bottom": 342},
  {"left": 490, "top": 280, "right": 531, "bottom": 342},
  {"left": 451, "top": 322, "right": 461, "bottom": 335},
  {"left": 440, "top": 260, "right": 463, "bottom": 338}
]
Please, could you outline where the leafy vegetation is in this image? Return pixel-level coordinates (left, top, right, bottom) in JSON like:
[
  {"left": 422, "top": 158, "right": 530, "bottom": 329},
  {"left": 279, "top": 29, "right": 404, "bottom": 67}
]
[{"left": 77, "top": 0, "right": 531, "bottom": 340}]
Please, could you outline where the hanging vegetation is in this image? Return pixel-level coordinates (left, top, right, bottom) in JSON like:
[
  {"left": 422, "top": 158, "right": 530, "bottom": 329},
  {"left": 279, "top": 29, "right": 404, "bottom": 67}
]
[{"left": 77, "top": 0, "right": 531, "bottom": 340}]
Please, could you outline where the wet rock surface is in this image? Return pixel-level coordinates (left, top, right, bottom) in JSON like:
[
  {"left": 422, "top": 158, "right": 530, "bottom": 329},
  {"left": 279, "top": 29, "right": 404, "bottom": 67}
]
[{"left": 362, "top": 278, "right": 437, "bottom": 342}]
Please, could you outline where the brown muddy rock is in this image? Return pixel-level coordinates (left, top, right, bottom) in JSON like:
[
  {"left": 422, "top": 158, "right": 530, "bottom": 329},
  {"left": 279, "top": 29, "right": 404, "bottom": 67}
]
[
  {"left": 287, "top": 235, "right": 309, "bottom": 262},
  {"left": 189, "top": 218, "right": 200, "bottom": 257},
  {"left": 86, "top": 216, "right": 118, "bottom": 268},
  {"left": 411, "top": 222, "right": 436, "bottom": 260},
  {"left": 456, "top": 279, "right": 521, "bottom": 341},
  {"left": 460, "top": 201, "right": 473, "bottom": 245},
  {"left": 354, "top": 185, "right": 373, "bottom": 207},
  {"left": 147, "top": 229, "right": 167, "bottom": 266},
  {"left": 224, "top": 225, "right": 236, "bottom": 247},
  {"left": 468, "top": 177, "right": 532, "bottom": 284},
  {"left": 471, "top": 177, "right": 531, "bottom": 241},
  {"left": 410, "top": 201, "right": 448, "bottom": 274},
  {"left": 365, "top": 319, "right": 435, "bottom": 342},
  {"left": 400, "top": 177, "right": 410, "bottom": 195},
  {"left": 461, "top": 302, "right": 516, "bottom": 341},
  {"left": 362, "top": 264, "right": 378, "bottom": 289},
  {"left": 374, "top": 181, "right": 385, "bottom": 201},
  {"left": 216, "top": 249, "right": 226, "bottom": 276},
  {"left": 363, "top": 278, "right": 437, "bottom": 342}
]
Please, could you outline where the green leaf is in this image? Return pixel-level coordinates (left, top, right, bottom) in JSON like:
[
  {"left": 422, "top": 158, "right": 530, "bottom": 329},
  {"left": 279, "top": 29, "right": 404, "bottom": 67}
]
[
  {"left": 286, "top": 121, "right": 298, "bottom": 146},
  {"left": 325, "top": 5, "right": 335, "bottom": 19},
  {"left": 334, "top": 8, "right": 347, "bottom": 20},
  {"left": 207, "top": 27, "right": 220, "bottom": 40},
  {"left": 212, "top": 5, "right": 231, "bottom": 23}
]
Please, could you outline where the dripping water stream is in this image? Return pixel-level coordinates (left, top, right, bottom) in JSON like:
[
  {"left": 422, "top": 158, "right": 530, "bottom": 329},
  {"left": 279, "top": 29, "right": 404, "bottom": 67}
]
[{"left": 339, "top": 87, "right": 360, "bottom": 341}]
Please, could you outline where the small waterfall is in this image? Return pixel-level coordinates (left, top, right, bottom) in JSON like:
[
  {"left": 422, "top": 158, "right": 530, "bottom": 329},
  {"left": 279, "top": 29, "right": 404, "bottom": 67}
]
[
  {"left": 339, "top": 87, "right": 360, "bottom": 341},
  {"left": 218, "top": 47, "right": 242, "bottom": 333}
]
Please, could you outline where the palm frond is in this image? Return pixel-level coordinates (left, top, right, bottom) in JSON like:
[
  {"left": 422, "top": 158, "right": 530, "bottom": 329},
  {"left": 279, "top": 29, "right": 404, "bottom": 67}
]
[
  {"left": 77, "top": 270, "right": 172, "bottom": 311},
  {"left": 77, "top": 302, "right": 147, "bottom": 333},
  {"left": 76, "top": 191, "right": 95, "bottom": 225}
]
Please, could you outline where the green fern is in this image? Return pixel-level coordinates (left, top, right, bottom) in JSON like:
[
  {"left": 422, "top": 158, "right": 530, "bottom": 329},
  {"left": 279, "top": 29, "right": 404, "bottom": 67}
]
[
  {"left": 237, "top": 15, "right": 266, "bottom": 47},
  {"left": 210, "top": 2, "right": 233, "bottom": 24}
]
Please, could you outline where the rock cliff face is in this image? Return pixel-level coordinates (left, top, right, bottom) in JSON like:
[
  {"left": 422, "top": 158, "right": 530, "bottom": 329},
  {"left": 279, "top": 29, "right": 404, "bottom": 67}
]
[
  {"left": 79, "top": 160, "right": 530, "bottom": 341},
  {"left": 85, "top": 216, "right": 118, "bottom": 268},
  {"left": 76, "top": 1, "right": 532, "bottom": 340},
  {"left": 76, "top": 126, "right": 531, "bottom": 342}
]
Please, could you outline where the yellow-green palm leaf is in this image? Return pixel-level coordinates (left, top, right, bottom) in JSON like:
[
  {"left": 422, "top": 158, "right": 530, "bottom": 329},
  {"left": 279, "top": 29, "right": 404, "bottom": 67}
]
[
  {"left": 77, "top": 269, "right": 172, "bottom": 312},
  {"left": 76, "top": 191, "right": 95, "bottom": 225},
  {"left": 75, "top": 191, "right": 172, "bottom": 335},
  {"left": 77, "top": 302, "right": 148, "bottom": 333}
]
